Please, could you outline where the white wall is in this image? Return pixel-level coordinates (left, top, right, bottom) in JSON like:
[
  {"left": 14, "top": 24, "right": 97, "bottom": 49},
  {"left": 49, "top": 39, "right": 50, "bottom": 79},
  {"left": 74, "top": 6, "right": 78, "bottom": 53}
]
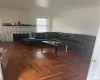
[
  {"left": 0, "top": 8, "right": 52, "bottom": 24},
  {"left": 29, "top": 9, "right": 52, "bottom": 31},
  {"left": 0, "top": 8, "right": 33, "bottom": 24},
  {"left": 0, "top": 8, "right": 52, "bottom": 41},
  {"left": 52, "top": 6, "right": 100, "bottom": 36},
  {"left": 0, "top": 8, "right": 32, "bottom": 41}
]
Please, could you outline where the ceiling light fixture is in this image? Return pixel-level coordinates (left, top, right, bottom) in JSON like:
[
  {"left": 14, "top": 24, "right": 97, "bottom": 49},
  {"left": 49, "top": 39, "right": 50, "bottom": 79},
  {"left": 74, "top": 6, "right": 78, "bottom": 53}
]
[{"left": 36, "top": 0, "right": 49, "bottom": 8}]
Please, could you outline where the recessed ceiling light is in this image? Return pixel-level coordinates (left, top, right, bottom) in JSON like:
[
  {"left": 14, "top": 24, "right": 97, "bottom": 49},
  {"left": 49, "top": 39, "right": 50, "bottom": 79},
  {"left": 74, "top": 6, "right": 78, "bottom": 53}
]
[{"left": 36, "top": 0, "right": 49, "bottom": 8}]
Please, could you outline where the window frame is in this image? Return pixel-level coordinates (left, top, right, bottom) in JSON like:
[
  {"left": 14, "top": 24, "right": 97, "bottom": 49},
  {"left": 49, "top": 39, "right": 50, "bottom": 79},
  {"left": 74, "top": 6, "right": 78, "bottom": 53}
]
[{"left": 36, "top": 17, "right": 49, "bottom": 32}]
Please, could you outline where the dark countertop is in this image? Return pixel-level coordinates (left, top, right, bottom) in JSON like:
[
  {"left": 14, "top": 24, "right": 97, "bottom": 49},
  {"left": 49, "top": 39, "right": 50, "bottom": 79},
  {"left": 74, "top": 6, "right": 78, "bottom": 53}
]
[{"left": 2, "top": 25, "right": 36, "bottom": 26}]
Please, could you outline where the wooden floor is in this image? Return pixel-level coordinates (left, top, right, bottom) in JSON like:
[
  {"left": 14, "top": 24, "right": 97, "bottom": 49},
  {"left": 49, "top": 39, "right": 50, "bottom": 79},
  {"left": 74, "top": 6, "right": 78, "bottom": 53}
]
[{"left": 0, "top": 42, "right": 92, "bottom": 80}]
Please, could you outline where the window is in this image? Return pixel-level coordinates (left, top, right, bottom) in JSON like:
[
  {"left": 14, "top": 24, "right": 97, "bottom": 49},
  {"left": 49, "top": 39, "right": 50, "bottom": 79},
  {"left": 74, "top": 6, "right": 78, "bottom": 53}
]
[{"left": 36, "top": 18, "right": 48, "bottom": 32}]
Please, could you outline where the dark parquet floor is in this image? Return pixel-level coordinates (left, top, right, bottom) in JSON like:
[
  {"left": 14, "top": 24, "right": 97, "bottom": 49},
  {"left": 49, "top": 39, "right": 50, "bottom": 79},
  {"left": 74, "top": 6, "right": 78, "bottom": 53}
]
[{"left": 0, "top": 42, "right": 92, "bottom": 80}]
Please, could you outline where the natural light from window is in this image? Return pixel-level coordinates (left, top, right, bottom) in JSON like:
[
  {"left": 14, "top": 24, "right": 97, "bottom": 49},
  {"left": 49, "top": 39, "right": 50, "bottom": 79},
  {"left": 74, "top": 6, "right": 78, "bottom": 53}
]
[{"left": 36, "top": 18, "right": 48, "bottom": 32}]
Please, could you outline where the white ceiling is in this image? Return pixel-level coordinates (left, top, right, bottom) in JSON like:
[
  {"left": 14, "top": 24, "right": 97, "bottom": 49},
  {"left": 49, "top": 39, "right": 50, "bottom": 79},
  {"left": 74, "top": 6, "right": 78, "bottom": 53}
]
[{"left": 0, "top": 0, "right": 100, "bottom": 11}]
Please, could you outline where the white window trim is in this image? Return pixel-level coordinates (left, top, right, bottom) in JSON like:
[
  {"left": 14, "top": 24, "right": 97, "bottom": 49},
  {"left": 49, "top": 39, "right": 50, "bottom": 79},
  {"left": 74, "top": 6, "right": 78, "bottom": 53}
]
[{"left": 36, "top": 16, "right": 51, "bottom": 32}]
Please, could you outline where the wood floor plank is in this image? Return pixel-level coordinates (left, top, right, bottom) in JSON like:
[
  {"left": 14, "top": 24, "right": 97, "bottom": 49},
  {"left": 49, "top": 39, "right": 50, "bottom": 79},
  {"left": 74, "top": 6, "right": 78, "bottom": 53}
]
[{"left": 1, "top": 42, "right": 91, "bottom": 80}]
